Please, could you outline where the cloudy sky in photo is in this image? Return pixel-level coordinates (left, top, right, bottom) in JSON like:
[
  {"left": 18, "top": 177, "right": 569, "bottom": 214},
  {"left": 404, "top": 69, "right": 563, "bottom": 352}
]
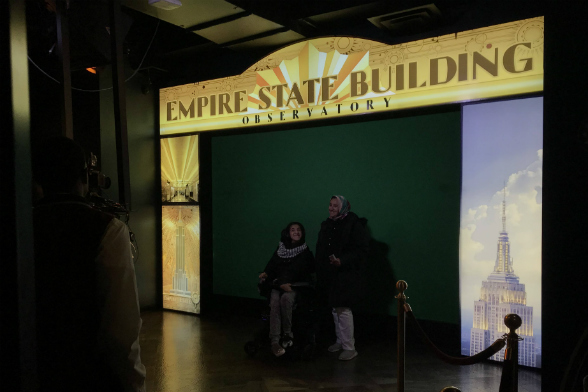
[{"left": 460, "top": 97, "right": 543, "bottom": 346}]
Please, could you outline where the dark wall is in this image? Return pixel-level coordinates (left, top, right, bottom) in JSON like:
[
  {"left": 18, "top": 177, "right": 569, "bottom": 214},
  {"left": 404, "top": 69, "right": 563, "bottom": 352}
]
[
  {"left": 99, "top": 67, "right": 159, "bottom": 309},
  {"left": 211, "top": 111, "right": 461, "bottom": 324},
  {"left": 542, "top": 3, "right": 588, "bottom": 391}
]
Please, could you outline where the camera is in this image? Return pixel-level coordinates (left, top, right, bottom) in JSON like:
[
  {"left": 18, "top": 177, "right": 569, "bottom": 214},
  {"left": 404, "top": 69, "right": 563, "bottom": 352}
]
[
  {"left": 85, "top": 153, "right": 137, "bottom": 261},
  {"left": 86, "top": 152, "right": 124, "bottom": 215},
  {"left": 88, "top": 152, "right": 111, "bottom": 192}
]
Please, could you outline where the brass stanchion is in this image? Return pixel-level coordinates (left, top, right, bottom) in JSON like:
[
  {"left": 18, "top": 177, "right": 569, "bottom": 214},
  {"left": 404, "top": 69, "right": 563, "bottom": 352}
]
[
  {"left": 499, "top": 314, "right": 522, "bottom": 392},
  {"left": 394, "top": 279, "right": 520, "bottom": 391},
  {"left": 396, "top": 280, "right": 408, "bottom": 392}
]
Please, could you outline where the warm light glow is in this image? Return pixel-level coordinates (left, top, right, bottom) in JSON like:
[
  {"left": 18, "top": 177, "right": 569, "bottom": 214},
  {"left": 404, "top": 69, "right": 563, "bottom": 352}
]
[
  {"left": 160, "top": 135, "right": 199, "bottom": 187},
  {"left": 86, "top": 67, "right": 97, "bottom": 74},
  {"left": 162, "top": 206, "right": 200, "bottom": 314}
]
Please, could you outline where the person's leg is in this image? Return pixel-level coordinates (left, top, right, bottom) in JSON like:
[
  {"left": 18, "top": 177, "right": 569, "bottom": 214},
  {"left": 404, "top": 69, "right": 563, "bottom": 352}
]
[
  {"left": 279, "top": 291, "right": 297, "bottom": 339},
  {"left": 334, "top": 307, "right": 355, "bottom": 350},
  {"left": 328, "top": 308, "right": 343, "bottom": 352},
  {"left": 269, "top": 289, "right": 286, "bottom": 356},
  {"left": 269, "top": 289, "right": 282, "bottom": 344},
  {"left": 332, "top": 308, "right": 342, "bottom": 344},
  {"left": 334, "top": 307, "right": 357, "bottom": 360}
]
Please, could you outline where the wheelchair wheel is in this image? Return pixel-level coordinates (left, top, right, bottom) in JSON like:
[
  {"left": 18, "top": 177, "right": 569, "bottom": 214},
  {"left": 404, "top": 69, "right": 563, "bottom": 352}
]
[{"left": 244, "top": 341, "right": 259, "bottom": 357}]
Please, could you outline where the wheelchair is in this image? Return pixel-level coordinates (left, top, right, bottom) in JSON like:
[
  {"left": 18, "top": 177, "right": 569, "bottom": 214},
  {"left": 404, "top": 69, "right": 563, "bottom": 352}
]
[{"left": 244, "top": 278, "right": 318, "bottom": 360}]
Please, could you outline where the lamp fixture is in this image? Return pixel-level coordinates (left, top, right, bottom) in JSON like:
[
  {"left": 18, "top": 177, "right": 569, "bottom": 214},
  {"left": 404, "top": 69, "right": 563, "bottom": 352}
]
[{"left": 148, "top": 0, "right": 182, "bottom": 11}]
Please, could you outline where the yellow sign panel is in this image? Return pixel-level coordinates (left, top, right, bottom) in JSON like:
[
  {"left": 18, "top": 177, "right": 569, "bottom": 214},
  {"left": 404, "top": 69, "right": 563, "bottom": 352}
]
[{"left": 160, "top": 17, "right": 543, "bottom": 135}]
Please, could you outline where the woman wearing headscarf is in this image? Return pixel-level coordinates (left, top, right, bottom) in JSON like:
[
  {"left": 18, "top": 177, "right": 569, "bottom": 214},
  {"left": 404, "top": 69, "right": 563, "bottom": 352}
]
[
  {"left": 259, "top": 222, "right": 315, "bottom": 357},
  {"left": 316, "top": 195, "right": 369, "bottom": 361}
]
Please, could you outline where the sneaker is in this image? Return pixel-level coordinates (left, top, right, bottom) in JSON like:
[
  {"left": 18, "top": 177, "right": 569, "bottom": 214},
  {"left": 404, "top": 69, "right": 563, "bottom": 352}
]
[
  {"left": 328, "top": 342, "right": 343, "bottom": 352},
  {"left": 272, "top": 342, "right": 285, "bottom": 357},
  {"left": 338, "top": 349, "right": 358, "bottom": 361}
]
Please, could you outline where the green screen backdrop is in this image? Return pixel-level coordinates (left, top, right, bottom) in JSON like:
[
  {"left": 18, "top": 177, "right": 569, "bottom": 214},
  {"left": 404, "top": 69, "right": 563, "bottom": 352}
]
[{"left": 212, "top": 111, "right": 461, "bottom": 324}]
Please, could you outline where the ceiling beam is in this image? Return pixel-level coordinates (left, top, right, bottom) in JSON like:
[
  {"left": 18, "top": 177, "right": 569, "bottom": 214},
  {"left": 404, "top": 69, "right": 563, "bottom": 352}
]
[
  {"left": 224, "top": 1, "right": 318, "bottom": 38},
  {"left": 186, "top": 11, "right": 252, "bottom": 32},
  {"left": 220, "top": 26, "right": 289, "bottom": 48},
  {"left": 159, "top": 42, "right": 217, "bottom": 58}
]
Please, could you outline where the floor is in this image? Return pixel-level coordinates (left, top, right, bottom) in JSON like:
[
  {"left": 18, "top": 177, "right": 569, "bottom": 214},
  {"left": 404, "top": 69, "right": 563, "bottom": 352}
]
[{"left": 139, "top": 310, "right": 541, "bottom": 392}]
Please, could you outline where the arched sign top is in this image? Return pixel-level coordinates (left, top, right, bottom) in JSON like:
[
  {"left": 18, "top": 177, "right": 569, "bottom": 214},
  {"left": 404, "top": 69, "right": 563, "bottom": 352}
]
[{"left": 160, "top": 17, "right": 543, "bottom": 136}]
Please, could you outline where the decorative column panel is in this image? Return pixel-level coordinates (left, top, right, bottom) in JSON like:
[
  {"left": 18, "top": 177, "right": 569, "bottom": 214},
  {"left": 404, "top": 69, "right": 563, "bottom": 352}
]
[{"left": 161, "top": 135, "right": 200, "bottom": 313}]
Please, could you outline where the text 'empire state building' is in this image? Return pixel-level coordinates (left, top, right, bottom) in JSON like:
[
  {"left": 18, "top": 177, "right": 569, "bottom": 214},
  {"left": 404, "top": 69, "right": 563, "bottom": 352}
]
[{"left": 469, "top": 189, "right": 536, "bottom": 367}]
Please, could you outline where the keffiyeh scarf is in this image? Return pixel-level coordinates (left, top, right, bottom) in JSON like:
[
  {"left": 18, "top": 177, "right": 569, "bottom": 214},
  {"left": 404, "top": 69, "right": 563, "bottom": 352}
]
[{"left": 276, "top": 241, "right": 307, "bottom": 258}]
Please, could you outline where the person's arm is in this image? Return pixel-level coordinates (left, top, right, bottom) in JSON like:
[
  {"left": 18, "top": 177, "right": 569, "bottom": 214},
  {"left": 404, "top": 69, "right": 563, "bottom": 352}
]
[
  {"left": 262, "top": 250, "right": 278, "bottom": 279},
  {"left": 303, "top": 249, "right": 317, "bottom": 286},
  {"left": 95, "top": 219, "right": 146, "bottom": 392},
  {"left": 306, "top": 249, "right": 316, "bottom": 274}
]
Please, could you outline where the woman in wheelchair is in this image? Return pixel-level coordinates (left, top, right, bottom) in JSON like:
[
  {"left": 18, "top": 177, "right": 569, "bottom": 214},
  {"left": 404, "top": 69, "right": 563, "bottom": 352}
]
[{"left": 259, "top": 222, "right": 315, "bottom": 357}]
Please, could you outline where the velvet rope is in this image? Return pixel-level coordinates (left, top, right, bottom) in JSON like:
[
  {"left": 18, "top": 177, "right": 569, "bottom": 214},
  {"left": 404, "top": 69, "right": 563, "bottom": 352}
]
[{"left": 405, "top": 308, "right": 506, "bottom": 366}]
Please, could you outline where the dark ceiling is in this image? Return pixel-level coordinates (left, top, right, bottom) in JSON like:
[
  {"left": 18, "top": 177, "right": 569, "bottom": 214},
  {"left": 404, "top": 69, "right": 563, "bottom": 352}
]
[{"left": 26, "top": 0, "right": 546, "bottom": 89}]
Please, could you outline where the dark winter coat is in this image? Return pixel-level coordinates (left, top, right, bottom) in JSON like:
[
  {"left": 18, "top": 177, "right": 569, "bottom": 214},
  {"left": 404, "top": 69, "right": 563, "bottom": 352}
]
[
  {"left": 263, "top": 246, "right": 315, "bottom": 288},
  {"left": 315, "top": 211, "right": 369, "bottom": 308}
]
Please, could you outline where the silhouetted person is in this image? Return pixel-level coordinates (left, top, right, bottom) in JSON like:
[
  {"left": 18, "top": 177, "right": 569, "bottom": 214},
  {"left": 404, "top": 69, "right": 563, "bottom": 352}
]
[
  {"left": 32, "top": 137, "right": 146, "bottom": 391},
  {"left": 316, "top": 195, "right": 369, "bottom": 361}
]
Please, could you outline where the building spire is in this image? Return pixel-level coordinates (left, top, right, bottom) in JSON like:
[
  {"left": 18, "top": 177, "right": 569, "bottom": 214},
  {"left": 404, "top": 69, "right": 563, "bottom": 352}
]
[
  {"left": 502, "top": 182, "right": 506, "bottom": 233},
  {"left": 491, "top": 181, "right": 516, "bottom": 276}
]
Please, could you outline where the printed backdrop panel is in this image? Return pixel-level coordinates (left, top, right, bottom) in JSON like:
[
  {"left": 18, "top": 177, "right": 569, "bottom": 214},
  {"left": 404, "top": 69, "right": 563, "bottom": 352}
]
[
  {"left": 161, "top": 135, "right": 199, "bottom": 203},
  {"left": 162, "top": 205, "right": 201, "bottom": 314},
  {"left": 460, "top": 97, "right": 542, "bottom": 368}
]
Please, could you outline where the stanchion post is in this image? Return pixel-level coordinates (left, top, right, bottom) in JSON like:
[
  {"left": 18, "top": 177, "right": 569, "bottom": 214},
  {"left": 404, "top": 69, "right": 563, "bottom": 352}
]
[
  {"left": 396, "top": 280, "right": 408, "bottom": 392},
  {"left": 499, "top": 313, "right": 521, "bottom": 392}
]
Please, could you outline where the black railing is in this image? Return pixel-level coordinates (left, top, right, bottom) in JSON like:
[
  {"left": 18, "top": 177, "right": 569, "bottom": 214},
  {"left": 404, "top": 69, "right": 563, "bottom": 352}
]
[{"left": 395, "top": 280, "right": 522, "bottom": 392}]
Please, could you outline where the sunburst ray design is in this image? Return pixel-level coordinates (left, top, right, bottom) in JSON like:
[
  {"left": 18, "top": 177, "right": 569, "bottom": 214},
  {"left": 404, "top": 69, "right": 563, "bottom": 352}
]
[
  {"left": 161, "top": 135, "right": 199, "bottom": 185},
  {"left": 248, "top": 42, "right": 379, "bottom": 112}
]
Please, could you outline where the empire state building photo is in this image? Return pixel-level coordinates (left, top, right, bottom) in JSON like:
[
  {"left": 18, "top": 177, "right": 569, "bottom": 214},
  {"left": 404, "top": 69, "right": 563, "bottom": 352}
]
[{"left": 469, "top": 190, "right": 537, "bottom": 367}]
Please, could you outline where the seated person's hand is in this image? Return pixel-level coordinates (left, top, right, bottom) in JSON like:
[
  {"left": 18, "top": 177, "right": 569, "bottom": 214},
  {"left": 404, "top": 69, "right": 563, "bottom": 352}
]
[
  {"left": 280, "top": 283, "right": 292, "bottom": 292},
  {"left": 259, "top": 272, "right": 268, "bottom": 279}
]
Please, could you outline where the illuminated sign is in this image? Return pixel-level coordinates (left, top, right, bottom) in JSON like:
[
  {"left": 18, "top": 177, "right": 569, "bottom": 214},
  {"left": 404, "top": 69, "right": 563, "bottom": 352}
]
[{"left": 160, "top": 17, "right": 543, "bottom": 135}]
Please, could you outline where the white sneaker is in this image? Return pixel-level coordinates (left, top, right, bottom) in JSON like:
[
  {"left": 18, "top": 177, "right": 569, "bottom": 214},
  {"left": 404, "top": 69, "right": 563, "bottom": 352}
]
[
  {"left": 338, "top": 349, "right": 358, "bottom": 361},
  {"left": 272, "top": 342, "right": 285, "bottom": 357},
  {"left": 328, "top": 342, "right": 343, "bottom": 352}
]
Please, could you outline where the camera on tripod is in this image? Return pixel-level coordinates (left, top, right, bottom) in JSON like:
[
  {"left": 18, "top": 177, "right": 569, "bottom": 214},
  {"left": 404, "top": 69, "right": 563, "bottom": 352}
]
[
  {"left": 85, "top": 153, "right": 137, "bottom": 261},
  {"left": 88, "top": 152, "right": 111, "bottom": 192},
  {"left": 86, "top": 153, "right": 127, "bottom": 217}
]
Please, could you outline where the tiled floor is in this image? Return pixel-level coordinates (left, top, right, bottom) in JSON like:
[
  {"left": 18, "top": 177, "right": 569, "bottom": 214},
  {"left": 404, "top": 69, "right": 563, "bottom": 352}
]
[{"left": 139, "top": 310, "right": 540, "bottom": 392}]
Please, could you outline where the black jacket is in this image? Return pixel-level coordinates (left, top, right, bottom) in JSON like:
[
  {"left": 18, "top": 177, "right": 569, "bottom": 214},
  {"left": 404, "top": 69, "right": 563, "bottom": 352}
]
[
  {"left": 34, "top": 194, "right": 125, "bottom": 391},
  {"left": 315, "top": 212, "right": 369, "bottom": 308},
  {"left": 264, "top": 246, "right": 315, "bottom": 288}
]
